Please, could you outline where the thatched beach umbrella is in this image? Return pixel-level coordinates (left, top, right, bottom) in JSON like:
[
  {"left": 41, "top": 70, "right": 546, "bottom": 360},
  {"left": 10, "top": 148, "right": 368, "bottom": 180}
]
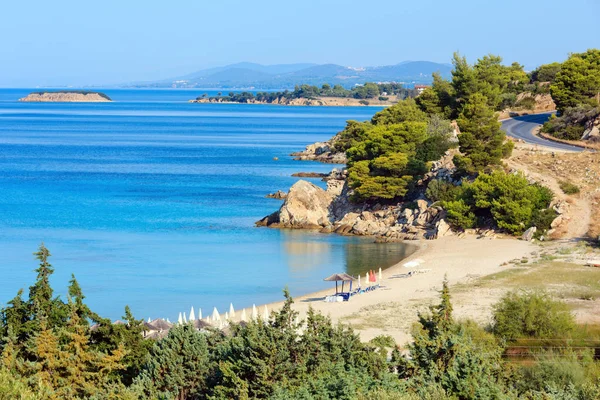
[
  {"left": 189, "top": 307, "right": 196, "bottom": 321},
  {"left": 229, "top": 303, "right": 235, "bottom": 319},
  {"left": 241, "top": 309, "right": 247, "bottom": 322},
  {"left": 263, "top": 305, "right": 269, "bottom": 321},
  {"left": 323, "top": 273, "right": 354, "bottom": 294},
  {"left": 150, "top": 318, "right": 172, "bottom": 331},
  {"left": 192, "top": 319, "right": 211, "bottom": 330},
  {"left": 252, "top": 304, "right": 258, "bottom": 320}
]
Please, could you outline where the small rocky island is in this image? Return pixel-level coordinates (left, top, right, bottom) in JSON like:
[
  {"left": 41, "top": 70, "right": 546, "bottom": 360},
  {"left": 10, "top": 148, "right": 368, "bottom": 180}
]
[{"left": 19, "top": 91, "right": 112, "bottom": 102}]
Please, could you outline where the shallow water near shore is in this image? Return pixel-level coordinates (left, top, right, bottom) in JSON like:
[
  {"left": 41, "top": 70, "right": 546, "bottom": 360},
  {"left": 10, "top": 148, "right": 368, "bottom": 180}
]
[{"left": 0, "top": 89, "right": 416, "bottom": 320}]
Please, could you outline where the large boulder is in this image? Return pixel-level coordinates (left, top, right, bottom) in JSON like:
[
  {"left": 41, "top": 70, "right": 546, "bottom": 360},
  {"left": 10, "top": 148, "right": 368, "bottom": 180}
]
[
  {"left": 434, "top": 219, "right": 452, "bottom": 238},
  {"left": 277, "top": 180, "right": 334, "bottom": 229},
  {"left": 522, "top": 227, "right": 537, "bottom": 241}
]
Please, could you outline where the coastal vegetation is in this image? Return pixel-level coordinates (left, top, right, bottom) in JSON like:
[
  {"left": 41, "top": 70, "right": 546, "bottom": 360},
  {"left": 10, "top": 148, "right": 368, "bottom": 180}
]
[
  {"left": 2, "top": 247, "right": 600, "bottom": 399},
  {"left": 194, "top": 83, "right": 417, "bottom": 104},
  {"left": 317, "top": 52, "right": 560, "bottom": 236},
  {"left": 541, "top": 49, "right": 600, "bottom": 141}
]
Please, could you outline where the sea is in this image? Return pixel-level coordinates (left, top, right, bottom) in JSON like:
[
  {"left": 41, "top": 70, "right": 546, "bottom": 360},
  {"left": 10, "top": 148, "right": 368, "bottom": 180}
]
[{"left": 0, "top": 88, "right": 416, "bottom": 321}]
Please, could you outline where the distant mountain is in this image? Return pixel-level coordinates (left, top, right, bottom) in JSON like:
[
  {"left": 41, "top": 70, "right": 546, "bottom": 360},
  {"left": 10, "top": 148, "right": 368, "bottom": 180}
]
[{"left": 129, "top": 61, "right": 452, "bottom": 89}]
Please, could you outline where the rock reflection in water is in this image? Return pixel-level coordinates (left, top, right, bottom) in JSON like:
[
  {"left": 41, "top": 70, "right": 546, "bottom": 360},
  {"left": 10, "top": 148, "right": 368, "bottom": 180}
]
[{"left": 280, "top": 229, "right": 418, "bottom": 278}]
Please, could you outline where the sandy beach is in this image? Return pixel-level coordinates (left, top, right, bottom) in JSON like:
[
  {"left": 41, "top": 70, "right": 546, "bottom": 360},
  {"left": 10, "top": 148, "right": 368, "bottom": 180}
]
[{"left": 236, "top": 235, "right": 535, "bottom": 345}]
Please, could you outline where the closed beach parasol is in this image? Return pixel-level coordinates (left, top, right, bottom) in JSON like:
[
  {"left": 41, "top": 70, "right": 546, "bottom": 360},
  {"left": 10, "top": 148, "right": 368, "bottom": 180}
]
[
  {"left": 229, "top": 303, "right": 235, "bottom": 319},
  {"left": 177, "top": 312, "right": 183, "bottom": 325},
  {"left": 378, "top": 267, "right": 382, "bottom": 283},
  {"left": 224, "top": 312, "right": 229, "bottom": 321},
  {"left": 198, "top": 308, "right": 202, "bottom": 320},
  {"left": 241, "top": 308, "right": 247, "bottom": 322},
  {"left": 365, "top": 272, "right": 369, "bottom": 287},
  {"left": 189, "top": 307, "right": 195, "bottom": 321},
  {"left": 252, "top": 304, "right": 258, "bottom": 320},
  {"left": 212, "top": 307, "right": 220, "bottom": 321},
  {"left": 183, "top": 312, "right": 187, "bottom": 324},
  {"left": 263, "top": 305, "right": 269, "bottom": 321},
  {"left": 358, "top": 275, "right": 361, "bottom": 287}
]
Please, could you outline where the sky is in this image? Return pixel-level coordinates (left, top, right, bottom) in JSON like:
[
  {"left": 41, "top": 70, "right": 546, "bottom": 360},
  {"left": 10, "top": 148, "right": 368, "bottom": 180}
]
[{"left": 1, "top": 0, "right": 599, "bottom": 87}]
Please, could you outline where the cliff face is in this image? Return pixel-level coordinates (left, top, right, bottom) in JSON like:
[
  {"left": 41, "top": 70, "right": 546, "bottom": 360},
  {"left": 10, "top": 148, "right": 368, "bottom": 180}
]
[{"left": 19, "top": 92, "right": 112, "bottom": 102}]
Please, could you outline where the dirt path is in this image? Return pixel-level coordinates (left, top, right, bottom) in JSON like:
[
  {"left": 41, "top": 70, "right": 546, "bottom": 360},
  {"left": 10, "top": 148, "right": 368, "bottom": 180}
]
[{"left": 508, "top": 146, "right": 593, "bottom": 240}]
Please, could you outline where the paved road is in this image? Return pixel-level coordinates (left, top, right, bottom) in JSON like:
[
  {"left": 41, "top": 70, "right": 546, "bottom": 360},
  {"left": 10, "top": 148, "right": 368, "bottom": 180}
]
[{"left": 501, "top": 112, "right": 584, "bottom": 152}]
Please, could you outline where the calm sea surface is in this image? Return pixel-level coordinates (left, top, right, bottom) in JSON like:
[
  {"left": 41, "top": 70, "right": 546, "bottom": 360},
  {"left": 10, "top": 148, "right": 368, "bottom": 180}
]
[{"left": 0, "top": 88, "right": 416, "bottom": 321}]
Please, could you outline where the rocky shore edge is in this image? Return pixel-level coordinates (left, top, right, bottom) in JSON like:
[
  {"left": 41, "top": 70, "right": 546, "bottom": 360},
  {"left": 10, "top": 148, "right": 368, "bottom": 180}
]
[
  {"left": 257, "top": 148, "right": 570, "bottom": 243},
  {"left": 189, "top": 96, "right": 394, "bottom": 107},
  {"left": 256, "top": 155, "right": 458, "bottom": 242}
]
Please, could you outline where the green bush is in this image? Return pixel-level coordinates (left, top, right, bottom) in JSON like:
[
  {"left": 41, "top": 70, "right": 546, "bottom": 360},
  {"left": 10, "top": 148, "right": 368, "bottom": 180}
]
[
  {"left": 492, "top": 291, "right": 575, "bottom": 341},
  {"left": 559, "top": 180, "right": 580, "bottom": 195},
  {"left": 442, "top": 171, "right": 554, "bottom": 235},
  {"left": 378, "top": 96, "right": 389, "bottom": 101},
  {"left": 425, "top": 179, "right": 460, "bottom": 203},
  {"left": 444, "top": 199, "right": 476, "bottom": 229}
]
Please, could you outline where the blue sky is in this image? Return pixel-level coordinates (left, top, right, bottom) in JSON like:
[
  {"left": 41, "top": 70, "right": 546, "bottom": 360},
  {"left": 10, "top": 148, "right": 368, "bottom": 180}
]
[{"left": 1, "top": 0, "right": 598, "bottom": 87}]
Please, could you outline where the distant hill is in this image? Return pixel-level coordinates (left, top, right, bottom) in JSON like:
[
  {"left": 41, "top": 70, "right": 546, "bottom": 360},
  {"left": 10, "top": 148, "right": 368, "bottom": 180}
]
[{"left": 129, "top": 61, "right": 452, "bottom": 89}]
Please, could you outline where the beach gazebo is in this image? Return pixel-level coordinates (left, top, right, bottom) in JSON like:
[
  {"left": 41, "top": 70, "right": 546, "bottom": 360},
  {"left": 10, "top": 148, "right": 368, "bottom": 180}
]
[{"left": 323, "top": 273, "right": 354, "bottom": 294}]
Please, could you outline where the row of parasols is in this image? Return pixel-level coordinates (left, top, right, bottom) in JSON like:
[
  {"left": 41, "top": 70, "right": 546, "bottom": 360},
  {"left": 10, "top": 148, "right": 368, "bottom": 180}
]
[
  {"left": 145, "top": 268, "right": 384, "bottom": 333},
  {"left": 166, "top": 303, "right": 271, "bottom": 329}
]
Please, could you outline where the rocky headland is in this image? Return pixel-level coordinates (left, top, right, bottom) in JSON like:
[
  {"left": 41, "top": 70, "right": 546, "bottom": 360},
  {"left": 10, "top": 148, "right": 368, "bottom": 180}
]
[
  {"left": 190, "top": 96, "right": 396, "bottom": 107},
  {"left": 257, "top": 154, "right": 458, "bottom": 241},
  {"left": 19, "top": 91, "right": 112, "bottom": 102}
]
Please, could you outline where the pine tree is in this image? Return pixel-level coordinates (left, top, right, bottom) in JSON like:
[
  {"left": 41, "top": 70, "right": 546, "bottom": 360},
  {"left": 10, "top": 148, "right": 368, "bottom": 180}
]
[{"left": 453, "top": 92, "right": 513, "bottom": 175}]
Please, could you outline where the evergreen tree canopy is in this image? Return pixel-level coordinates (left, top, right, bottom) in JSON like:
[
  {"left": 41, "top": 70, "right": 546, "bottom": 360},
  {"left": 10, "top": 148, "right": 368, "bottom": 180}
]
[
  {"left": 551, "top": 49, "right": 600, "bottom": 113},
  {"left": 453, "top": 92, "right": 513, "bottom": 175}
]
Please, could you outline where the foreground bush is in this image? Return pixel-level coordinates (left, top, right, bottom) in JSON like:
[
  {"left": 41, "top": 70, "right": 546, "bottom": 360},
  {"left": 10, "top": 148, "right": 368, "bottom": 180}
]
[{"left": 492, "top": 291, "right": 575, "bottom": 341}]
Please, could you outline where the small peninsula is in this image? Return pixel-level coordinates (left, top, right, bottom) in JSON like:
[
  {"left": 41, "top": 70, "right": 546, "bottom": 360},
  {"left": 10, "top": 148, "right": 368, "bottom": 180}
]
[
  {"left": 19, "top": 90, "right": 112, "bottom": 102},
  {"left": 189, "top": 83, "right": 419, "bottom": 106}
]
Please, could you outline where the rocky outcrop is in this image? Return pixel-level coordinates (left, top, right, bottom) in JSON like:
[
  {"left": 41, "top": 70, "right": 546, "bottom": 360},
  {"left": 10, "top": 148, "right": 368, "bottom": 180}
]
[
  {"left": 582, "top": 115, "right": 600, "bottom": 142},
  {"left": 258, "top": 177, "right": 454, "bottom": 241},
  {"left": 290, "top": 138, "right": 347, "bottom": 164},
  {"left": 190, "top": 96, "right": 396, "bottom": 107},
  {"left": 256, "top": 180, "right": 335, "bottom": 229},
  {"left": 265, "top": 190, "right": 287, "bottom": 200},
  {"left": 19, "top": 91, "right": 112, "bottom": 102},
  {"left": 291, "top": 172, "right": 328, "bottom": 178},
  {"left": 522, "top": 227, "right": 537, "bottom": 241}
]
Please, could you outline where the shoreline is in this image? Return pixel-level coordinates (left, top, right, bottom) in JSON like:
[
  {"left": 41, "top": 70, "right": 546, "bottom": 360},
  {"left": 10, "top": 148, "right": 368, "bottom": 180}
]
[{"left": 230, "top": 235, "right": 535, "bottom": 345}]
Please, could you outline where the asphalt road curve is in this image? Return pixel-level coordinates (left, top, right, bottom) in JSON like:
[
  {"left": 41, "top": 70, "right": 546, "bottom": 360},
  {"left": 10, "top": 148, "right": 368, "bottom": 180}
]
[{"left": 500, "top": 112, "right": 583, "bottom": 152}]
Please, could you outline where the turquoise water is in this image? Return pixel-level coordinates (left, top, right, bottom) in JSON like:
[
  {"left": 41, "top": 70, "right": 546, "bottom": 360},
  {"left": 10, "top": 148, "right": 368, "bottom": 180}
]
[{"left": 0, "top": 89, "right": 415, "bottom": 321}]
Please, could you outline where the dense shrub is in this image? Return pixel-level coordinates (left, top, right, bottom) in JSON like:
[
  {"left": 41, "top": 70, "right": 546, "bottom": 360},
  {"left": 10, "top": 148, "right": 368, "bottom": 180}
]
[
  {"left": 559, "top": 180, "right": 580, "bottom": 195},
  {"left": 371, "top": 99, "right": 428, "bottom": 125},
  {"left": 541, "top": 105, "right": 599, "bottom": 140},
  {"left": 442, "top": 171, "right": 554, "bottom": 235},
  {"left": 425, "top": 179, "right": 460, "bottom": 203},
  {"left": 492, "top": 291, "right": 575, "bottom": 341},
  {"left": 345, "top": 107, "right": 454, "bottom": 202}
]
